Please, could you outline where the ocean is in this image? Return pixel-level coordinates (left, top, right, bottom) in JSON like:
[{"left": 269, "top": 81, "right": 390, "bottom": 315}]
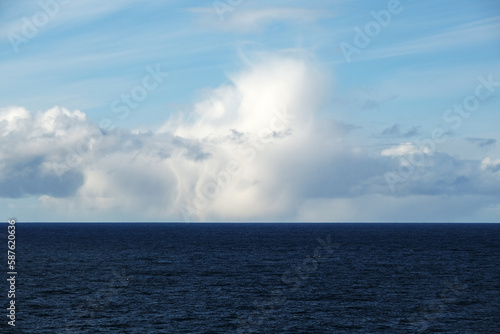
[{"left": 4, "top": 223, "right": 500, "bottom": 333}]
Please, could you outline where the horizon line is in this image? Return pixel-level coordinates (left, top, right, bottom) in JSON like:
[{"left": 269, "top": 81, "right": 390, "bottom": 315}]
[{"left": 4, "top": 221, "right": 500, "bottom": 224}]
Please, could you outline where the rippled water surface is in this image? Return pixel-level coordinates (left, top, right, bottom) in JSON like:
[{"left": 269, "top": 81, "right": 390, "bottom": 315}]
[{"left": 6, "top": 223, "right": 500, "bottom": 333}]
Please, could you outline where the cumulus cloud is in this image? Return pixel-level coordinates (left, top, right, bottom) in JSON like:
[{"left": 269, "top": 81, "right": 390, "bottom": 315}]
[
  {"left": 0, "top": 105, "right": 210, "bottom": 218},
  {"left": 0, "top": 106, "right": 88, "bottom": 198},
  {"left": 381, "top": 141, "right": 500, "bottom": 199},
  {"left": 1, "top": 56, "right": 366, "bottom": 220},
  {"left": 2, "top": 55, "right": 500, "bottom": 222},
  {"left": 159, "top": 56, "right": 343, "bottom": 220}
]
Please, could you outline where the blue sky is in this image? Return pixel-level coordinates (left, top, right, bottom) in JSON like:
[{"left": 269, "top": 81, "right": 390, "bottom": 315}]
[{"left": 1, "top": 0, "right": 500, "bottom": 222}]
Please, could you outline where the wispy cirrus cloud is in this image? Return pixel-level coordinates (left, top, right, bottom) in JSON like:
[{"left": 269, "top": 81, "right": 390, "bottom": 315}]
[
  {"left": 357, "top": 16, "right": 500, "bottom": 61},
  {"left": 0, "top": 0, "right": 141, "bottom": 39},
  {"left": 190, "top": 6, "right": 334, "bottom": 32}
]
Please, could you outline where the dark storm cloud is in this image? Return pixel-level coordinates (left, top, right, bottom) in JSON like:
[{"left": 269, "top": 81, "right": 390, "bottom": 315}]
[{"left": 0, "top": 157, "right": 84, "bottom": 198}]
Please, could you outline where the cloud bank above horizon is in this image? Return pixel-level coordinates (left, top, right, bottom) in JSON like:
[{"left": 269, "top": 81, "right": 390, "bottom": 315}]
[{"left": 2, "top": 55, "right": 500, "bottom": 222}]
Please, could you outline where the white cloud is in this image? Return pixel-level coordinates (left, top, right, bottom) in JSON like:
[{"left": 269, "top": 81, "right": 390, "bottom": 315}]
[
  {"left": 381, "top": 143, "right": 431, "bottom": 157},
  {"left": 2, "top": 55, "right": 500, "bottom": 222},
  {"left": 0, "top": 106, "right": 91, "bottom": 198},
  {"left": 481, "top": 157, "right": 500, "bottom": 174},
  {"left": 159, "top": 55, "right": 335, "bottom": 221}
]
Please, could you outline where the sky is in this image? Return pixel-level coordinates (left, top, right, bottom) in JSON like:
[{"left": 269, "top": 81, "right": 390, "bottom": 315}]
[{"left": 1, "top": 0, "right": 500, "bottom": 222}]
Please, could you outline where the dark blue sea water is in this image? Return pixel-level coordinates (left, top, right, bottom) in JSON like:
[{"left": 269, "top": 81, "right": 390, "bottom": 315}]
[{"left": 2, "top": 223, "right": 500, "bottom": 333}]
